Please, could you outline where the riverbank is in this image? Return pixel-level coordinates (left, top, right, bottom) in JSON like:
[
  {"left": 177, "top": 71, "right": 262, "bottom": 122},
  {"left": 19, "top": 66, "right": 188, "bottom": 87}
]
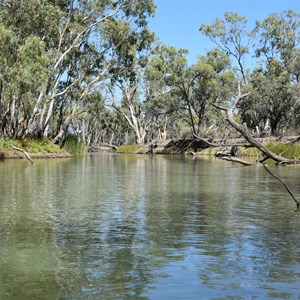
[
  {"left": 1, "top": 136, "right": 300, "bottom": 161},
  {"left": 0, "top": 150, "right": 73, "bottom": 160},
  {"left": 0, "top": 138, "right": 73, "bottom": 160},
  {"left": 116, "top": 136, "right": 300, "bottom": 160}
]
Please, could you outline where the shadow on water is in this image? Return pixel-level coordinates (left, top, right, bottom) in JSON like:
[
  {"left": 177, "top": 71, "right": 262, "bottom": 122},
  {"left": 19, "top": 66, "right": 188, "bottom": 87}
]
[{"left": 0, "top": 153, "right": 300, "bottom": 299}]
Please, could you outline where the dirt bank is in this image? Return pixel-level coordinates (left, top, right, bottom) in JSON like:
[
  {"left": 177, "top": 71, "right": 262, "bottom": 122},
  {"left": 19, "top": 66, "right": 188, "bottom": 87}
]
[{"left": 0, "top": 149, "right": 73, "bottom": 160}]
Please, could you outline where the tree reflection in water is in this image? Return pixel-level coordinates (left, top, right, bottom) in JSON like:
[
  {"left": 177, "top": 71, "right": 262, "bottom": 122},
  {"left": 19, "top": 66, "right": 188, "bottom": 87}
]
[{"left": 0, "top": 154, "right": 300, "bottom": 299}]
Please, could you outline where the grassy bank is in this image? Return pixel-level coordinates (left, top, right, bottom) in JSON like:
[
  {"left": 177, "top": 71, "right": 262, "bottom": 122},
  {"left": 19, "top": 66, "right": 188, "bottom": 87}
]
[
  {"left": 116, "top": 144, "right": 147, "bottom": 154},
  {"left": 198, "top": 142, "right": 300, "bottom": 160},
  {"left": 2, "top": 137, "right": 299, "bottom": 161},
  {"left": 263, "top": 142, "right": 300, "bottom": 159},
  {"left": 0, "top": 137, "right": 78, "bottom": 159},
  {"left": 116, "top": 139, "right": 300, "bottom": 161}
]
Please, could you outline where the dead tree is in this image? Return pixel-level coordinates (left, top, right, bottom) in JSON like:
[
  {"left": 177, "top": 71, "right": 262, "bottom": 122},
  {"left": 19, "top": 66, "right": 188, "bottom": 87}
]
[
  {"left": 211, "top": 85, "right": 300, "bottom": 207},
  {"left": 213, "top": 87, "right": 299, "bottom": 165}
]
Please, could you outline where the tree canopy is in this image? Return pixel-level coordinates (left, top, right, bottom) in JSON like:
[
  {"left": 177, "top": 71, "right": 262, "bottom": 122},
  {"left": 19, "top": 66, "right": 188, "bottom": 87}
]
[{"left": 0, "top": 4, "right": 299, "bottom": 146}]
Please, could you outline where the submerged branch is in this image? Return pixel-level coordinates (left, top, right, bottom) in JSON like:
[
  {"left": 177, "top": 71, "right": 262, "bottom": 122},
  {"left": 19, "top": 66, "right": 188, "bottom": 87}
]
[
  {"left": 13, "top": 146, "right": 34, "bottom": 164},
  {"left": 218, "top": 156, "right": 253, "bottom": 166},
  {"left": 261, "top": 162, "right": 300, "bottom": 208},
  {"left": 212, "top": 90, "right": 300, "bottom": 165}
]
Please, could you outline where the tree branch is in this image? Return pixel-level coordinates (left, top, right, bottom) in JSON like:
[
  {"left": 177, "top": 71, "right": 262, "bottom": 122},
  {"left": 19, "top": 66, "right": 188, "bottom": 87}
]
[
  {"left": 219, "top": 156, "right": 253, "bottom": 166},
  {"left": 261, "top": 162, "right": 300, "bottom": 207},
  {"left": 13, "top": 146, "right": 34, "bottom": 164},
  {"left": 54, "top": 6, "right": 122, "bottom": 70},
  {"left": 220, "top": 91, "right": 299, "bottom": 164}
]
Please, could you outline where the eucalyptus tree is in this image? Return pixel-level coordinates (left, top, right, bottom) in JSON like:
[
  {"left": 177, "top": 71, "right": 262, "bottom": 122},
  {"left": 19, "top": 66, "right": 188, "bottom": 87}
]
[
  {"left": 0, "top": 0, "right": 156, "bottom": 145},
  {"left": 200, "top": 12, "right": 252, "bottom": 84},
  {"left": 76, "top": 96, "right": 131, "bottom": 147},
  {"left": 102, "top": 14, "right": 157, "bottom": 144},
  {"left": 0, "top": 0, "right": 64, "bottom": 138},
  {"left": 199, "top": 11, "right": 300, "bottom": 137},
  {"left": 238, "top": 10, "right": 300, "bottom": 136},
  {"left": 0, "top": 23, "right": 18, "bottom": 138},
  {"left": 239, "top": 62, "right": 296, "bottom": 136},
  {"left": 254, "top": 10, "right": 300, "bottom": 75},
  {"left": 198, "top": 12, "right": 253, "bottom": 138},
  {"left": 0, "top": 23, "right": 49, "bottom": 138},
  {"left": 146, "top": 45, "right": 235, "bottom": 137},
  {"left": 50, "top": 0, "right": 155, "bottom": 144},
  {"left": 175, "top": 49, "right": 235, "bottom": 137},
  {"left": 143, "top": 45, "right": 189, "bottom": 140},
  {"left": 144, "top": 45, "right": 235, "bottom": 139}
]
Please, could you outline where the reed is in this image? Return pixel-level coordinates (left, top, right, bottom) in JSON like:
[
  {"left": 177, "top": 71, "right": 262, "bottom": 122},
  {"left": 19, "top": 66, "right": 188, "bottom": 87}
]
[{"left": 63, "top": 136, "right": 86, "bottom": 156}]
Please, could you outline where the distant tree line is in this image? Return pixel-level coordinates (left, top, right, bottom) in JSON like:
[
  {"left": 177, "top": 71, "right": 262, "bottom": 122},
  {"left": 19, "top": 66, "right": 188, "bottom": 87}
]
[{"left": 0, "top": 1, "right": 299, "bottom": 146}]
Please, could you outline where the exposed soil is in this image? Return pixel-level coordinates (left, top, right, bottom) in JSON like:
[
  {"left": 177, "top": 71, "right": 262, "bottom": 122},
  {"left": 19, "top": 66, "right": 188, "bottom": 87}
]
[{"left": 0, "top": 150, "right": 73, "bottom": 160}]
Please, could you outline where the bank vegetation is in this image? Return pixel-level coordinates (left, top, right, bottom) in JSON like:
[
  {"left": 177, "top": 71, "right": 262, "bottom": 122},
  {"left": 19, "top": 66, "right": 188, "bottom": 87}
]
[{"left": 0, "top": 2, "right": 300, "bottom": 166}]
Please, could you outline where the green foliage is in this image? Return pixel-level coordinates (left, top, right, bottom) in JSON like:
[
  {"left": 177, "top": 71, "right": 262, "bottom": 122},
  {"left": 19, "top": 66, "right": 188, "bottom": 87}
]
[
  {"left": 21, "top": 138, "right": 63, "bottom": 153},
  {"left": 254, "top": 10, "right": 300, "bottom": 67},
  {"left": 200, "top": 12, "right": 251, "bottom": 82},
  {"left": 240, "top": 62, "right": 296, "bottom": 135},
  {"left": 0, "top": 137, "right": 63, "bottom": 153},
  {"left": 0, "top": 137, "right": 19, "bottom": 149},
  {"left": 0, "top": 24, "right": 17, "bottom": 65},
  {"left": 148, "top": 46, "right": 235, "bottom": 137},
  {"left": 1, "top": 0, "right": 64, "bottom": 46},
  {"left": 64, "top": 136, "right": 86, "bottom": 156},
  {"left": 18, "top": 36, "right": 49, "bottom": 90},
  {"left": 0, "top": 0, "right": 157, "bottom": 144},
  {"left": 1, "top": 2, "right": 300, "bottom": 146}
]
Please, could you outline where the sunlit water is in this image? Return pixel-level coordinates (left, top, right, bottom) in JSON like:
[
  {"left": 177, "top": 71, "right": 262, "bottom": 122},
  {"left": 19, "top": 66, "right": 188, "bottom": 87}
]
[{"left": 1, "top": 153, "right": 300, "bottom": 299}]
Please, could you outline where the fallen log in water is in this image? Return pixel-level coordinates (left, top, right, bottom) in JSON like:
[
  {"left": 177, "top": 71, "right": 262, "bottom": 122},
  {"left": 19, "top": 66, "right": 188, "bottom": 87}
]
[
  {"left": 218, "top": 156, "right": 253, "bottom": 166},
  {"left": 12, "top": 146, "right": 34, "bottom": 164}
]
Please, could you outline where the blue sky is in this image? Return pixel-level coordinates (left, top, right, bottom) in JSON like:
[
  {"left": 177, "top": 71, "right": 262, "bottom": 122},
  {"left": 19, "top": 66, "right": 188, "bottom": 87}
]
[{"left": 148, "top": 0, "right": 300, "bottom": 64}]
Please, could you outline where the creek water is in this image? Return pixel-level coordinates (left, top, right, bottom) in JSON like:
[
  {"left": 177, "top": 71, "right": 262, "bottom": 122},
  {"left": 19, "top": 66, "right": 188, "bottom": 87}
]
[{"left": 0, "top": 153, "right": 300, "bottom": 299}]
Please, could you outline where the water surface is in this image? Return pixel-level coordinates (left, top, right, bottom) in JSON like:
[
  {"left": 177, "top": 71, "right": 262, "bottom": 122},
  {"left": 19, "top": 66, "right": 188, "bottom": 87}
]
[{"left": 0, "top": 153, "right": 300, "bottom": 299}]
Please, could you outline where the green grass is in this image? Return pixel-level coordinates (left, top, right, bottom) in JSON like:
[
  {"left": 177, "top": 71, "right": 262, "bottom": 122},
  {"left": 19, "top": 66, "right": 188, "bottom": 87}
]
[
  {"left": 0, "top": 137, "right": 19, "bottom": 149},
  {"left": 264, "top": 142, "right": 300, "bottom": 159},
  {"left": 195, "top": 141, "right": 300, "bottom": 160},
  {"left": 22, "top": 138, "right": 63, "bottom": 153},
  {"left": 116, "top": 144, "right": 145, "bottom": 153},
  {"left": 0, "top": 136, "right": 87, "bottom": 156},
  {"left": 0, "top": 137, "right": 65, "bottom": 154},
  {"left": 63, "top": 136, "right": 86, "bottom": 156}
]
